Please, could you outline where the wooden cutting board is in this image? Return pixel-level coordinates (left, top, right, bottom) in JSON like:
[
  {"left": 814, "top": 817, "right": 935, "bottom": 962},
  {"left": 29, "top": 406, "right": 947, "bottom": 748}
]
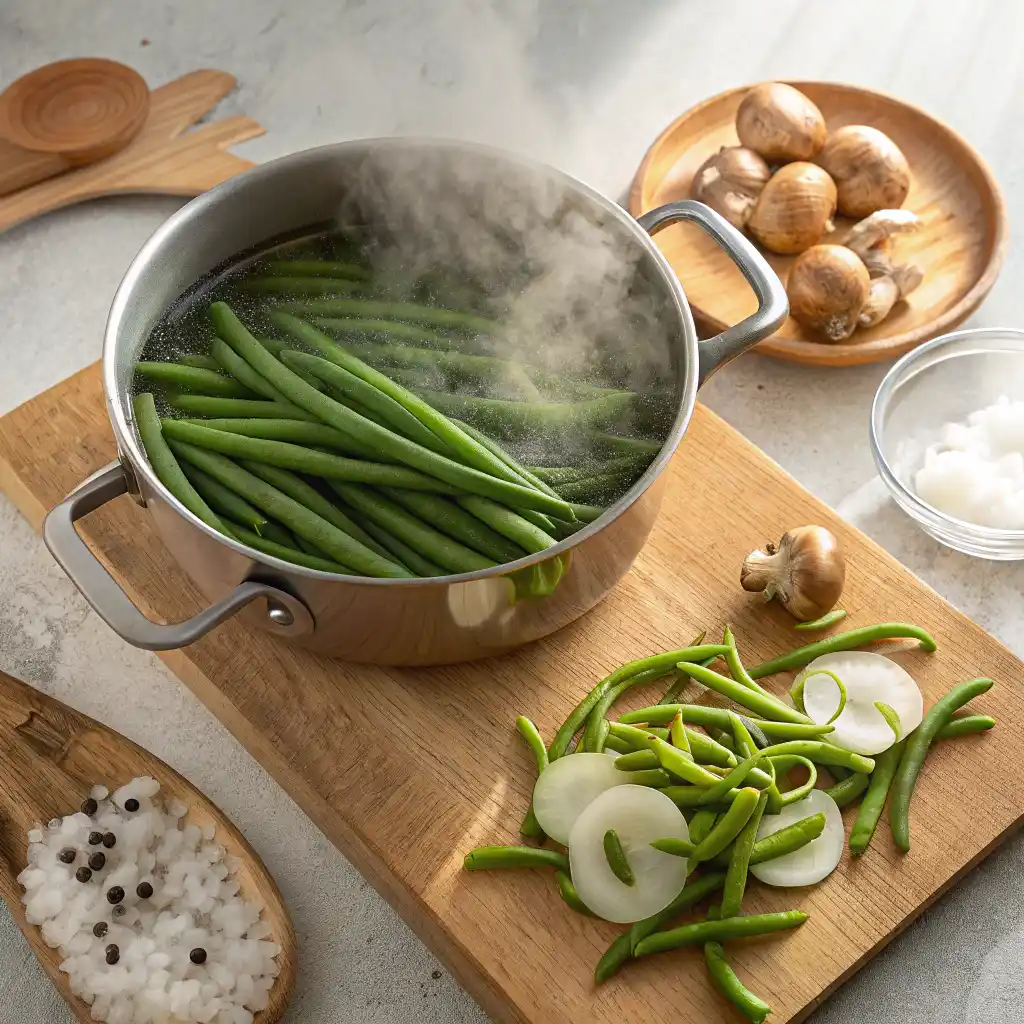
[{"left": 1, "top": 361, "right": 1021, "bottom": 1024}]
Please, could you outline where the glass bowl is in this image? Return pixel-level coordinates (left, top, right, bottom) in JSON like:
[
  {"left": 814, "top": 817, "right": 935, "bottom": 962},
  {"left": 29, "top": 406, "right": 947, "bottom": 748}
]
[{"left": 870, "top": 327, "right": 1024, "bottom": 560}]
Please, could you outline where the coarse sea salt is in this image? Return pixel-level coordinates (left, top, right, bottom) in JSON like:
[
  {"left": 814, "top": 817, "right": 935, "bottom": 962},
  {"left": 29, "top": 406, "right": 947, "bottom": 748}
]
[
  {"left": 914, "top": 396, "right": 1024, "bottom": 530},
  {"left": 18, "top": 777, "right": 280, "bottom": 1024}
]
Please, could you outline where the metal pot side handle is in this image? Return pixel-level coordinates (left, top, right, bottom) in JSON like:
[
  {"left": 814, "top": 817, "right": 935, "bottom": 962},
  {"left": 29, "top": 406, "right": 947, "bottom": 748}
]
[
  {"left": 42, "top": 463, "right": 315, "bottom": 651},
  {"left": 638, "top": 199, "right": 788, "bottom": 385}
]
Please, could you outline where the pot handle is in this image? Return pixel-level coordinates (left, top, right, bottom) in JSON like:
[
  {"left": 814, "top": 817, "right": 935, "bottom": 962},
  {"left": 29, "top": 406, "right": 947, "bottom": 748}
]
[
  {"left": 638, "top": 199, "right": 788, "bottom": 384},
  {"left": 42, "top": 462, "right": 315, "bottom": 651}
]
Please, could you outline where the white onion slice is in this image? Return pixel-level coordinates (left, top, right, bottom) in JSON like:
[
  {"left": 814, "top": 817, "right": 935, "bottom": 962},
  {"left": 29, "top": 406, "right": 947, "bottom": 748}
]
[
  {"left": 750, "top": 789, "right": 844, "bottom": 887},
  {"left": 568, "top": 785, "right": 691, "bottom": 923},
  {"left": 604, "top": 747, "right": 623, "bottom": 759},
  {"left": 797, "top": 651, "right": 923, "bottom": 755},
  {"left": 533, "top": 753, "right": 629, "bottom": 845}
]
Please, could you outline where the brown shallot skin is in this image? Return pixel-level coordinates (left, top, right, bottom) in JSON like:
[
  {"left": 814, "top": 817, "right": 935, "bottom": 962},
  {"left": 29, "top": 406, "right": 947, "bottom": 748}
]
[
  {"left": 816, "top": 125, "right": 911, "bottom": 218},
  {"left": 787, "top": 245, "right": 870, "bottom": 342},
  {"left": 747, "top": 163, "right": 837, "bottom": 255},
  {"left": 736, "top": 83, "right": 828, "bottom": 164}
]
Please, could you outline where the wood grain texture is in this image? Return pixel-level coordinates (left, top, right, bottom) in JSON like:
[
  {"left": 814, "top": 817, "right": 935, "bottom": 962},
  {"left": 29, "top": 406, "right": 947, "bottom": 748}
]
[
  {"left": 630, "top": 82, "right": 1008, "bottom": 367},
  {"left": 0, "top": 69, "right": 263, "bottom": 232},
  {"left": 0, "top": 362, "right": 1021, "bottom": 1024},
  {"left": 0, "top": 669, "right": 295, "bottom": 1023}
]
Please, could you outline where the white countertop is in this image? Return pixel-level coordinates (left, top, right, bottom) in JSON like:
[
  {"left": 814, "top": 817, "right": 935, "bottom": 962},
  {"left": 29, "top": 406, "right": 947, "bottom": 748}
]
[{"left": 3, "top": 1, "right": 1023, "bottom": 1021}]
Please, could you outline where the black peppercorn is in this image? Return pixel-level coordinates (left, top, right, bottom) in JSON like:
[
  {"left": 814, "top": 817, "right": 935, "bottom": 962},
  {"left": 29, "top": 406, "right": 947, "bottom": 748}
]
[
  {"left": 75, "top": 867, "right": 92, "bottom": 883},
  {"left": 88, "top": 852, "right": 106, "bottom": 872},
  {"left": 102, "top": 832, "right": 116, "bottom": 849},
  {"left": 112, "top": 904, "right": 127, "bottom": 919},
  {"left": 105, "top": 944, "right": 119, "bottom": 965},
  {"left": 81, "top": 798, "right": 98, "bottom": 816},
  {"left": 92, "top": 921, "right": 108, "bottom": 939},
  {"left": 58, "top": 848, "right": 76, "bottom": 864},
  {"left": 88, "top": 831, "right": 103, "bottom": 846},
  {"left": 106, "top": 886, "right": 125, "bottom": 905},
  {"left": 123, "top": 798, "right": 140, "bottom": 812},
  {"left": 189, "top": 947, "right": 207, "bottom": 965},
  {"left": 136, "top": 881, "right": 153, "bottom": 899}
]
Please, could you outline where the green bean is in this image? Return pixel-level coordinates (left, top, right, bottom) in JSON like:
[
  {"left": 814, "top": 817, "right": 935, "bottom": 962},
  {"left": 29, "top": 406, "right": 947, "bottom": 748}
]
[
  {"left": 621, "top": 768, "right": 672, "bottom": 787},
  {"left": 848, "top": 740, "right": 904, "bottom": 854},
  {"left": 553, "top": 470, "right": 638, "bottom": 504},
  {"left": 773, "top": 756, "right": 817, "bottom": 806},
  {"left": 603, "top": 734, "right": 632, "bottom": 754},
  {"left": 530, "top": 456, "right": 650, "bottom": 487},
  {"left": 674, "top": 662, "right": 813, "bottom": 725},
  {"left": 179, "top": 462, "right": 269, "bottom": 531},
  {"left": 938, "top": 714, "right": 996, "bottom": 739},
  {"left": 457, "top": 495, "right": 557, "bottom": 554},
  {"left": 595, "top": 872, "right": 726, "bottom": 982},
  {"left": 722, "top": 625, "right": 775, "bottom": 699},
  {"left": 210, "top": 336, "right": 300, "bottom": 407},
  {"left": 634, "top": 909, "right": 808, "bottom": 959},
  {"left": 619, "top": 703, "right": 833, "bottom": 741},
  {"left": 177, "top": 417, "right": 369, "bottom": 451},
  {"left": 826, "top": 770, "right": 870, "bottom": 809},
  {"left": 161, "top": 419, "right": 458, "bottom": 492},
  {"left": 705, "top": 931, "right": 772, "bottom": 1024},
  {"left": 239, "top": 276, "right": 364, "bottom": 296},
  {"left": 331, "top": 483, "right": 494, "bottom": 574},
  {"left": 606, "top": 721, "right": 670, "bottom": 750},
  {"left": 685, "top": 729, "right": 737, "bottom": 768},
  {"left": 581, "top": 663, "right": 676, "bottom": 754},
  {"left": 669, "top": 712, "right": 691, "bottom": 758},
  {"left": 181, "top": 353, "right": 222, "bottom": 370},
  {"left": 280, "top": 349, "right": 453, "bottom": 454},
  {"left": 239, "top": 461, "right": 393, "bottom": 559},
  {"left": 649, "top": 837, "right": 696, "bottom": 858},
  {"left": 280, "top": 297, "right": 501, "bottom": 334},
  {"left": 693, "top": 788, "right": 761, "bottom": 862},
  {"left": 756, "top": 740, "right": 874, "bottom": 774},
  {"left": 603, "top": 829, "right": 635, "bottom": 885},
  {"left": 588, "top": 433, "right": 663, "bottom": 459},
  {"left": 168, "top": 395, "right": 320, "bottom": 422},
  {"left": 135, "top": 362, "right": 255, "bottom": 398},
  {"left": 314, "top": 316, "right": 457, "bottom": 348},
  {"left": 685, "top": 808, "right": 720, "bottom": 875},
  {"left": 341, "top": 506, "right": 445, "bottom": 577},
  {"left": 748, "top": 812, "right": 827, "bottom": 865},
  {"left": 462, "top": 846, "right": 568, "bottom": 872},
  {"left": 384, "top": 489, "right": 524, "bottom": 563},
  {"left": 449, "top": 419, "right": 560, "bottom": 498},
  {"left": 516, "top": 716, "right": 548, "bottom": 840},
  {"left": 721, "top": 793, "right": 768, "bottom": 918},
  {"left": 255, "top": 337, "right": 327, "bottom": 390},
  {"left": 133, "top": 394, "right": 235, "bottom": 537},
  {"left": 891, "top": 678, "right": 995, "bottom": 851},
  {"left": 730, "top": 712, "right": 759, "bottom": 759},
  {"left": 795, "top": 609, "right": 848, "bottom": 631},
  {"left": 214, "top": 304, "right": 573, "bottom": 517},
  {"left": 749, "top": 623, "right": 938, "bottom": 679},
  {"left": 165, "top": 440, "right": 412, "bottom": 578},
  {"left": 567, "top": 503, "right": 604, "bottom": 523},
  {"left": 231, "top": 526, "right": 355, "bottom": 573},
  {"left": 698, "top": 753, "right": 766, "bottom": 805},
  {"left": 611, "top": 725, "right": 725, "bottom": 786},
  {"left": 263, "top": 259, "right": 371, "bottom": 280},
  {"left": 554, "top": 870, "right": 594, "bottom": 916},
  {"left": 614, "top": 749, "right": 659, "bottom": 771}
]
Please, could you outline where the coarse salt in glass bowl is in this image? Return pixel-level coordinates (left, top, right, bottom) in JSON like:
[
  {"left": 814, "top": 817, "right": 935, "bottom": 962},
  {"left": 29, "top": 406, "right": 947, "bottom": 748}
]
[{"left": 870, "top": 327, "right": 1024, "bottom": 560}]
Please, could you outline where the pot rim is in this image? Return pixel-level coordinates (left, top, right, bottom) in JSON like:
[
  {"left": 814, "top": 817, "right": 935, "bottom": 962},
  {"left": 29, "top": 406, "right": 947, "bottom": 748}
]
[{"left": 103, "top": 137, "right": 699, "bottom": 586}]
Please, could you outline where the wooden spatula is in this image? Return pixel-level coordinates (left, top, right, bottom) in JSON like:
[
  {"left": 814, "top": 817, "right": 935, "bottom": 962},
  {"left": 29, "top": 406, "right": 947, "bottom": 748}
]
[{"left": 0, "top": 668, "right": 295, "bottom": 1023}]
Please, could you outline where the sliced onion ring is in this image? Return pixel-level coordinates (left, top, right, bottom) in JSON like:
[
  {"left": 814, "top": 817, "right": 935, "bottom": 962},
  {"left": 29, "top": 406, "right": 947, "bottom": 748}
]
[
  {"left": 568, "top": 785, "right": 691, "bottom": 923},
  {"left": 533, "top": 753, "right": 628, "bottom": 845},
  {"left": 750, "top": 789, "right": 844, "bottom": 887}
]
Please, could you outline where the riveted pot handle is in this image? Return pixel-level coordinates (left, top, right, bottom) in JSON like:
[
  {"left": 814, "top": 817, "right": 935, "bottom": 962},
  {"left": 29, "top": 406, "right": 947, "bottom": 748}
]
[
  {"left": 638, "top": 199, "right": 788, "bottom": 385},
  {"left": 42, "top": 462, "right": 314, "bottom": 651}
]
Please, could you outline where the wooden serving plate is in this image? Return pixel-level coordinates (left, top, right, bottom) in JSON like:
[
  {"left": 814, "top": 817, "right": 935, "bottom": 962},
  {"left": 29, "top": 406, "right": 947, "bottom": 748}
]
[
  {"left": 629, "top": 82, "right": 1008, "bottom": 367},
  {"left": 1, "top": 362, "right": 1022, "bottom": 1023},
  {"left": 0, "top": 668, "right": 295, "bottom": 1023}
]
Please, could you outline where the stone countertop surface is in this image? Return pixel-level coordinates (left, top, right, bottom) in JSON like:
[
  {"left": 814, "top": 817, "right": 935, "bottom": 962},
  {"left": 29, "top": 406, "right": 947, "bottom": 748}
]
[{"left": 2, "top": 1, "right": 1023, "bottom": 1021}]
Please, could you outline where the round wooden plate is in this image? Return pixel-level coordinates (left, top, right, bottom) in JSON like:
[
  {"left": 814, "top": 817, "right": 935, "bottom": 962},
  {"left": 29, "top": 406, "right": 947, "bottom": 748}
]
[{"left": 629, "top": 82, "right": 1008, "bottom": 367}]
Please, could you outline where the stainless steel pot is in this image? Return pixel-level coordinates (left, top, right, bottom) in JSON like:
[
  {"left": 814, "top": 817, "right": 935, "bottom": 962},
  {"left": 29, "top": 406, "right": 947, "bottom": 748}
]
[{"left": 43, "top": 139, "right": 786, "bottom": 664}]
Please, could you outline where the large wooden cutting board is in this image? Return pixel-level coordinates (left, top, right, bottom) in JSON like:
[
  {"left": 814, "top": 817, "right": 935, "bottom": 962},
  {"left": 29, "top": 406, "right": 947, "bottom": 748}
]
[{"left": 1, "top": 362, "right": 1021, "bottom": 1024}]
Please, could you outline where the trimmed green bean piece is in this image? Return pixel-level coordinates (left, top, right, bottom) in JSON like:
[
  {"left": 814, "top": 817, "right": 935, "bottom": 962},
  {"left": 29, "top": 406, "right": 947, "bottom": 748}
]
[
  {"left": 166, "top": 440, "right": 412, "bottom": 578},
  {"left": 693, "top": 788, "right": 761, "bottom": 862},
  {"left": 210, "top": 336, "right": 299, "bottom": 407},
  {"left": 554, "top": 870, "right": 594, "bottom": 917},
  {"left": 135, "top": 362, "right": 255, "bottom": 398},
  {"left": 826, "top": 770, "right": 870, "bottom": 809},
  {"left": 161, "top": 420, "right": 457, "bottom": 492},
  {"left": 755, "top": 740, "right": 874, "bottom": 774},
  {"left": 595, "top": 872, "right": 726, "bottom": 983},
  {"left": 750, "top": 812, "right": 827, "bottom": 865},
  {"left": 634, "top": 909, "right": 808, "bottom": 959},
  {"left": 181, "top": 417, "right": 381, "bottom": 459},
  {"left": 722, "top": 624, "right": 775, "bottom": 699},
  {"left": 168, "top": 395, "right": 320, "bottom": 422},
  {"left": 621, "top": 768, "right": 672, "bottom": 787},
  {"left": 582, "top": 663, "right": 677, "bottom": 754},
  {"left": 239, "top": 276, "right": 363, "bottom": 296},
  {"left": 705, "top": 936, "right": 772, "bottom": 1024},
  {"left": 749, "top": 623, "right": 938, "bottom": 679},
  {"left": 698, "top": 753, "right": 767, "bottom": 805},
  {"left": 649, "top": 837, "right": 696, "bottom": 858},
  {"left": 603, "top": 734, "right": 632, "bottom": 754},
  {"left": 231, "top": 526, "right": 354, "bottom": 573},
  {"left": 890, "top": 679, "right": 994, "bottom": 852},
  {"left": 179, "top": 462, "right": 269, "bottom": 531},
  {"left": 603, "top": 829, "right": 635, "bottom": 885},
  {"left": 458, "top": 495, "right": 557, "bottom": 554},
  {"left": 133, "top": 394, "right": 235, "bottom": 537},
  {"left": 938, "top": 714, "right": 996, "bottom": 739},
  {"left": 341, "top": 505, "right": 445, "bottom": 577},
  {"left": 612, "top": 725, "right": 724, "bottom": 786},
  {"left": 214, "top": 303, "right": 573, "bottom": 518},
  {"left": 721, "top": 790, "right": 767, "bottom": 918},
  {"left": 263, "top": 259, "right": 371, "bottom": 280},
  {"left": 675, "top": 662, "right": 813, "bottom": 725},
  {"left": 181, "top": 353, "right": 222, "bottom": 370},
  {"left": 848, "top": 740, "right": 904, "bottom": 854},
  {"left": 463, "top": 846, "right": 568, "bottom": 872},
  {"left": 239, "top": 461, "right": 392, "bottom": 559},
  {"left": 795, "top": 609, "right": 848, "bottom": 631},
  {"left": 619, "top": 703, "right": 833, "bottom": 742},
  {"left": 280, "top": 297, "right": 501, "bottom": 334},
  {"left": 614, "top": 749, "right": 659, "bottom": 772},
  {"left": 730, "top": 711, "right": 759, "bottom": 759},
  {"left": 774, "top": 756, "right": 817, "bottom": 806},
  {"left": 516, "top": 716, "right": 548, "bottom": 840},
  {"left": 331, "top": 483, "right": 495, "bottom": 574},
  {"left": 686, "top": 730, "right": 737, "bottom": 768}
]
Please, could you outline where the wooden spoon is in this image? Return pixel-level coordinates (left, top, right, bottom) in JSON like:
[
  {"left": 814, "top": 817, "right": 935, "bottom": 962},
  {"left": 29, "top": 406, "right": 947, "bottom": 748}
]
[{"left": 0, "top": 668, "right": 295, "bottom": 1023}]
